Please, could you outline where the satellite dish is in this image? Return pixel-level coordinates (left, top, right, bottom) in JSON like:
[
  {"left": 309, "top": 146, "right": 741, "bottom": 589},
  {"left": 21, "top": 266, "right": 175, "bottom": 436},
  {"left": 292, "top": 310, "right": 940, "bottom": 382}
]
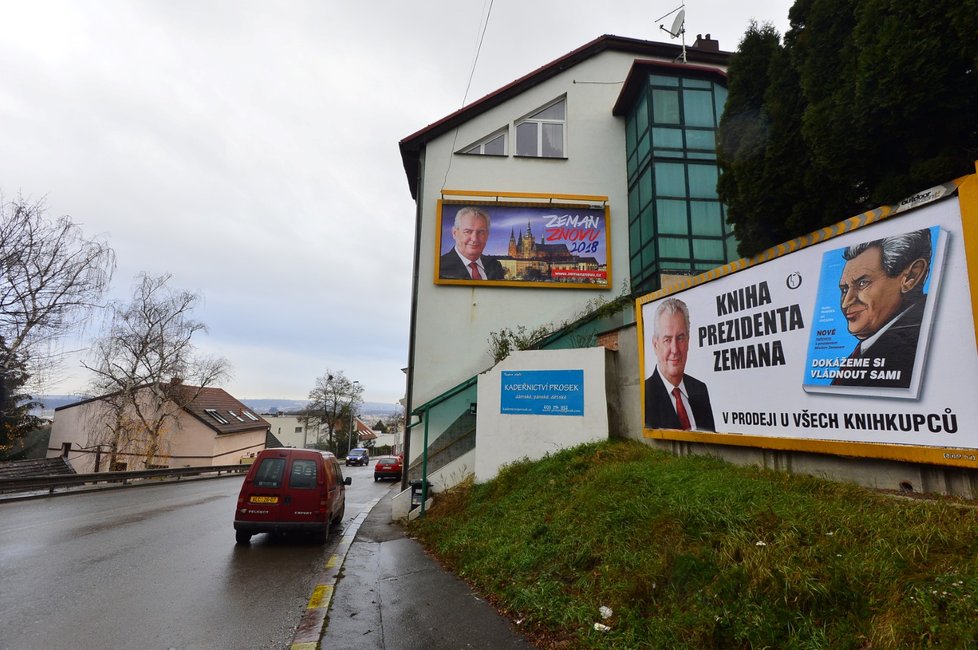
[
  {"left": 655, "top": 4, "right": 688, "bottom": 63},
  {"left": 668, "top": 9, "right": 685, "bottom": 37}
]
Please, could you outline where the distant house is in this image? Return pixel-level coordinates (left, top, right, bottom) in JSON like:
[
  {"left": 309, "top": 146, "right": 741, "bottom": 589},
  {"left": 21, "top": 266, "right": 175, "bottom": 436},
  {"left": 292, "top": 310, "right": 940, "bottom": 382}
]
[
  {"left": 48, "top": 386, "right": 270, "bottom": 473},
  {"left": 263, "top": 413, "right": 318, "bottom": 449}
]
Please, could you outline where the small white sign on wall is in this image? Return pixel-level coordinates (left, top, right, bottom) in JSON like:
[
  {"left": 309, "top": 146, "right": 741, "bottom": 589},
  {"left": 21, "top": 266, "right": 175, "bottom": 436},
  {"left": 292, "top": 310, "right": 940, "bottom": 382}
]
[{"left": 475, "top": 348, "right": 608, "bottom": 482}]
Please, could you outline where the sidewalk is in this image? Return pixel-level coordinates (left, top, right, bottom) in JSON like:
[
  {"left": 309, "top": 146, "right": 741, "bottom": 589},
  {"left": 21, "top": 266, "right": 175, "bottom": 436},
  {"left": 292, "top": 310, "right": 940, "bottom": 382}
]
[{"left": 319, "top": 488, "right": 536, "bottom": 649}]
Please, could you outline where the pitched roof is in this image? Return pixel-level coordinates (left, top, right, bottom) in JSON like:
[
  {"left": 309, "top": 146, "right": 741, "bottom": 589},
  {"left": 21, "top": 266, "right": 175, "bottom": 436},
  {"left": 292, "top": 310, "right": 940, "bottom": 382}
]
[
  {"left": 398, "top": 34, "right": 731, "bottom": 199},
  {"left": 55, "top": 384, "right": 269, "bottom": 436},
  {"left": 182, "top": 387, "right": 270, "bottom": 435}
]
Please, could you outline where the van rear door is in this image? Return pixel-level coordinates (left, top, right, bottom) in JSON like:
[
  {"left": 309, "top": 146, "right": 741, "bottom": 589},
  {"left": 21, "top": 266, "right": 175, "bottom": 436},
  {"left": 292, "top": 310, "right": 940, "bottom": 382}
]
[
  {"left": 285, "top": 455, "right": 328, "bottom": 523},
  {"left": 242, "top": 451, "right": 289, "bottom": 522}
]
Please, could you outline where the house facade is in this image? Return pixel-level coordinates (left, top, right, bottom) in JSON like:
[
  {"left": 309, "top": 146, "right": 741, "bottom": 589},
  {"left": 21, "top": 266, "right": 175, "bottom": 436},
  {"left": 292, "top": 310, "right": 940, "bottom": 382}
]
[
  {"left": 399, "top": 34, "right": 733, "bottom": 475},
  {"left": 48, "top": 386, "right": 270, "bottom": 473}
]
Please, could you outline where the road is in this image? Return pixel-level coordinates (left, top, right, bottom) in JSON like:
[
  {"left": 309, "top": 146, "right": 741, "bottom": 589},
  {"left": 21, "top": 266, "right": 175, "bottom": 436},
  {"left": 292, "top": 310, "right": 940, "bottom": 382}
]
[{"left": 0, "top": 461, "right": 395, "bottom": 650}]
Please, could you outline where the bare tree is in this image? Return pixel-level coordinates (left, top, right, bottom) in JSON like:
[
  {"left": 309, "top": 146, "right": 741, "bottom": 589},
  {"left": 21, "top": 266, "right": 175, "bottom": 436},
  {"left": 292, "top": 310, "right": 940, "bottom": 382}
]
[
  {"left": 0, "top": 195, "right": 114, "bottom": 450},
  {"left": 82, "top": 273, "right": 230, "bottom": 469},
  {"left": 303, "top": 370, "right": 363, "bottom": 455}
]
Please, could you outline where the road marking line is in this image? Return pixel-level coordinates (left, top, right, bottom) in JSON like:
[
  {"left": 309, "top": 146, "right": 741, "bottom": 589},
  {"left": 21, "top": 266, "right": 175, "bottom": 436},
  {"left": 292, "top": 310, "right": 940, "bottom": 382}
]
[
  {"left": 307, "top": 584, "right": 333, "bottom": 609},
  {"left": 289, "top": 496, "right": 384, "bottom": 648}
]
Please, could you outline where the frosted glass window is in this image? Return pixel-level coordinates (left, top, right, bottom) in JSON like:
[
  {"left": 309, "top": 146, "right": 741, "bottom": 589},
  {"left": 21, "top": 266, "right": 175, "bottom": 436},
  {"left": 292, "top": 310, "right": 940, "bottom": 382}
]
[
  {"left": 652, "top": 89, "right": 680, "bottom": 124},
  {"left": 685, "top": 129, "right": 715, "bottom": 150},
  {"left": 639, "top": 169, "right": 654, "bottom": 209},
  {"left": 654, "top": 162, "right": 686, "bottom": 196},
  {"left": 659, "top": 237, "right": 690, "bottom": 258},
  {"left": 626, "top": 115, "right": 637, "bottom": 156},
  {"left": 652, "top": 127, "right": 683, "bottom": 148},
  {"left": 688, "top": 165, "right": 719, "bottom": 199},
  {"left": 690, "top": 201, "right": 723, "bottom": 236},
  {"left": 636, "top": 94, "right": 649, "bottom": 137},
  {"left": 656, "top": 199, "right": 688, "bottom": 234},
  {"left": 693, "top": 238, "right": 725, "bottom": 260},
  {"left": 683, "top": 89, "right": 715, "bottom": 127}
]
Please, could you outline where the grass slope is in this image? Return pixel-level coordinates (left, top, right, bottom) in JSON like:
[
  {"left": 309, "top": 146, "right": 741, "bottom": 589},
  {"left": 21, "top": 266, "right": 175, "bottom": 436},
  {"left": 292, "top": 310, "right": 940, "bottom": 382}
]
[{"left": 409, "top": 440, "right": 978, "bottom": 649}]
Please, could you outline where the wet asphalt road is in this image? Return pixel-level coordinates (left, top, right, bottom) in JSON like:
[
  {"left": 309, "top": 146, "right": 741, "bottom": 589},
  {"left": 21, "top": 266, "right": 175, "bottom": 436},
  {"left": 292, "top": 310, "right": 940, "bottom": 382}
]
[{"left": 0, "top": 462, "right": 393, "bottom": 649}]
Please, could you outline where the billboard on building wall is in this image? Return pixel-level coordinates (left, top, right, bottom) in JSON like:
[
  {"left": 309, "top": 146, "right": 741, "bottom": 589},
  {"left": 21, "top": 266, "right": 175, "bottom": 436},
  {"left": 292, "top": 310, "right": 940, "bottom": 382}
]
[
  {"left": 434, "top": 195, "right": 611, "bottom": 289},
  {"left": 637, "top": 176, "right": 978, "bottom": 467}
]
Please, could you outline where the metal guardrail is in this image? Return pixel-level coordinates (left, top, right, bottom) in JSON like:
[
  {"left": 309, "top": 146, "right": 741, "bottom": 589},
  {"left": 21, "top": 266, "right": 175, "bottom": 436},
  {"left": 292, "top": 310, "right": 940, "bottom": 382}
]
[{"left": 0, "top": 464, "right": 248, "bottom": 495}]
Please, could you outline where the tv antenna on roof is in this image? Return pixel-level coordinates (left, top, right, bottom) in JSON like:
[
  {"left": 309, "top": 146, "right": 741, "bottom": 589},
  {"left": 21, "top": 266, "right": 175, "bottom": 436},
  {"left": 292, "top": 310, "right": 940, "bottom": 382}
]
[{"left": 656, "top": 3, "right": 687, "bottom": 63}]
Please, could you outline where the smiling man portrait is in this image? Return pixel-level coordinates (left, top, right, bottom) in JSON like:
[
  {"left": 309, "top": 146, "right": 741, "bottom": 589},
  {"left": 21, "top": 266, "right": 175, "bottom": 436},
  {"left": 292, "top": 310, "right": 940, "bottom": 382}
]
[
  {"left": 439, "top": 206, "right": 505, "bottom": 281},
  {"left": 644, "top": 297, "right": 715, "bottom": 431}
]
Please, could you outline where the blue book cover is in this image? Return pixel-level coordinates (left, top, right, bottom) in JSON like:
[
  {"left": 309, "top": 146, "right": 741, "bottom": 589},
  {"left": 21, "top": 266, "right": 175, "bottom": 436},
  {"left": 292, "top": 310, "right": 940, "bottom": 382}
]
[{"left": 802, "top": 225, "right": 947, "bottom": 399}]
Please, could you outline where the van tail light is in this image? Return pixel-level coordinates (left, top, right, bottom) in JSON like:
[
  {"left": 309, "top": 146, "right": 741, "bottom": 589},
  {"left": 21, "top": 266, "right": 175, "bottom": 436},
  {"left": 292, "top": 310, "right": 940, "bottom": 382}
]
[{"left": 319, "top": 499, "right": 328, "bottom": 514}]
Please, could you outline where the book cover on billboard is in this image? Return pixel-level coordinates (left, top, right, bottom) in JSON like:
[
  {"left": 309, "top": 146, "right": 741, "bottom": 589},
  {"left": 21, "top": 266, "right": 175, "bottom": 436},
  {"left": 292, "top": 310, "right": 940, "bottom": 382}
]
[{"left": 802, "top": 225, "right": 948, "bottom": 399}]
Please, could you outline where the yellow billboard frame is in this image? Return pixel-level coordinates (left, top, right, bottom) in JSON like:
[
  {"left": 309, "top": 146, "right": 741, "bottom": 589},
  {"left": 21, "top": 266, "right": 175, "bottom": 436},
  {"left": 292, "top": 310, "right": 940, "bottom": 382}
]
[{"left": 636, "top": 164, "right": 978, "bottom": 468}]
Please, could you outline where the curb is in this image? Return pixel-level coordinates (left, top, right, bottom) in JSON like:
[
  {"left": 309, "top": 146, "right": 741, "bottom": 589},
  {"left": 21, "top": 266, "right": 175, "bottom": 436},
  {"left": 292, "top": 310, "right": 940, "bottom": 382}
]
[{"left": 289, "top": 495, "right": 383, "bottom": 649}]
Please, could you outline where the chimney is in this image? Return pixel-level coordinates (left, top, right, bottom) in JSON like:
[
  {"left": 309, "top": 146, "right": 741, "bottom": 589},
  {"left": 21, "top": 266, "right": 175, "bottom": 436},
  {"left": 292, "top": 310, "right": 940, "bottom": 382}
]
[{"left": 692, "top": 33, "right": 719, "bottom": 52}]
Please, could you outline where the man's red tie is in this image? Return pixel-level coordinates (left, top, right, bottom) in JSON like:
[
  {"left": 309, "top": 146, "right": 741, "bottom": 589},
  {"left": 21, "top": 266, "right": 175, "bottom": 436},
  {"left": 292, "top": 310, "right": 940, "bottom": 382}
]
[
  {"left": 469, "top": 262, "right": 482, "bottom": 280},
  {"left": 672, "top": 387, "right": 691, "bottom": 430}
]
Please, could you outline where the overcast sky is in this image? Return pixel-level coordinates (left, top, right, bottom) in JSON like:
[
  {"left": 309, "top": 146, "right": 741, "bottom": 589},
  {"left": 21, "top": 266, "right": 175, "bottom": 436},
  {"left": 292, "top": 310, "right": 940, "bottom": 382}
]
[{"left": 0, "top": 0, "right": 792, "bottom": 405}]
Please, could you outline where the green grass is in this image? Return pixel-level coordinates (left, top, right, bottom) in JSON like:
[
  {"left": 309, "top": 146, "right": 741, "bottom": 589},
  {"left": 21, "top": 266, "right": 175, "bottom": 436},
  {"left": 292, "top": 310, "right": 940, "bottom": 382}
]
[{"left": 408, "top": 440, "right": 978, "bottom": 649}]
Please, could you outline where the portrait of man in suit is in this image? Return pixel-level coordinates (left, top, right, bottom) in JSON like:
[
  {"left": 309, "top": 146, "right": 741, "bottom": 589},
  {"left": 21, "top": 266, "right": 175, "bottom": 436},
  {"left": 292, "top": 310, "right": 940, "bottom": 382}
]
[
  {"left": 644, "top": 297, "right": 715, "bottom": 431},
  {"left": 438, "top": 206, "right": 505, "bottom": 281},
  {"left": 831, "top": 228, "right": 931, "bottom": 388}
]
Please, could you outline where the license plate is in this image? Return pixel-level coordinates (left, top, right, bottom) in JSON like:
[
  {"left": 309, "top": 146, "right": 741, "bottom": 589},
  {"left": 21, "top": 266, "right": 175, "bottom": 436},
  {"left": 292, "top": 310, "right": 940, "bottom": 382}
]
[{"left": 249, "top": 495, "right": 278, "bottom": 504}]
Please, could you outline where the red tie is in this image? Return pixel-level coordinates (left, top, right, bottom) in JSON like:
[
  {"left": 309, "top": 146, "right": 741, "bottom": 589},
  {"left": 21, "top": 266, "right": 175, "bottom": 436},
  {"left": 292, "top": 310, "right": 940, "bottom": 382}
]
[
  {"left": 672, "top": 387, "right": 691, "bottom": 430},
  {"left": 469, "top": 262, "right": 482, "bottom": 280}
]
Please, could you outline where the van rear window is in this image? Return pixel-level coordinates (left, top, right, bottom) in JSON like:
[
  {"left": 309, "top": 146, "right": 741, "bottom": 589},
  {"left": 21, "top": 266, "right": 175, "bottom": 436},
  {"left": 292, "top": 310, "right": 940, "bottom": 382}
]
[
  {"left": 290, "top": 459, "right": 318, "bottom": 488},
  {"left": 254, "top": 458, "right": 286, "bottom": 487}
]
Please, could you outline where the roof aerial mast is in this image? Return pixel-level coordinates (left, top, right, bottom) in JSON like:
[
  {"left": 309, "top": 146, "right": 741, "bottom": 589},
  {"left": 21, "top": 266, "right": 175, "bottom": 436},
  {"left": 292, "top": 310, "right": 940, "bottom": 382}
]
[{"left": 655, "top": 3, "right": 687, "bottom": 63}]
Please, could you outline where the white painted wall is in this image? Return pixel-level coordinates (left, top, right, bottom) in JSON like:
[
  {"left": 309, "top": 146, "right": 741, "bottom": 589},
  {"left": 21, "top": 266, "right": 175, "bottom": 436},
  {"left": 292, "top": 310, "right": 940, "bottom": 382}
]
[
  {"left": 474, "top": 348, "right": 609, "bottom": 482},
  {"left": 411, "top": 50, "right": 652, "bottom": 410}
]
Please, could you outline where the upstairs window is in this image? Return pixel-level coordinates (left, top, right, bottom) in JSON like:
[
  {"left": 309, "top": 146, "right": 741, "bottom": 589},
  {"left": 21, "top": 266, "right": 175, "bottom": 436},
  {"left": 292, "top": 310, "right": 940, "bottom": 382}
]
[
  {"left": 242, "top": 410, "right": 259, "bottom": 421},
  {"left": 460, "top": 130, "right": 507, "bottom": 156},
  {"left": 516, "top": 98, "right": 566, "bottom": 158},
  {"left": 227, "top": 410, "right": 245, "bottom": 422}
]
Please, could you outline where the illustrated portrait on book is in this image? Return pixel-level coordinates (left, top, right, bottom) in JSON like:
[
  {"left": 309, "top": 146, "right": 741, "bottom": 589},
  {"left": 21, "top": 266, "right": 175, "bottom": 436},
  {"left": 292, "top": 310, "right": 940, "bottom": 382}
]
[
  {"left": 830, "top": 228, "right": 932, "bottom": 389},
  {"left": 644, "top": 297, "right": 716, "bottom": 431}
]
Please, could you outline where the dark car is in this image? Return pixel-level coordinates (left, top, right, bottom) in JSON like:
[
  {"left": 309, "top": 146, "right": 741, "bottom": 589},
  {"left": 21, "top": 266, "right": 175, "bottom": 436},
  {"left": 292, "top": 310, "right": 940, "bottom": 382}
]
[
  {"left": 346, "top": 448, "right": 369, "bottom": 466},
  {"left": 234, "top": 448, "right": 350, "bottom": 544},
  {"left": 373, "top": 455, "right": 403, "bottom": 481}
]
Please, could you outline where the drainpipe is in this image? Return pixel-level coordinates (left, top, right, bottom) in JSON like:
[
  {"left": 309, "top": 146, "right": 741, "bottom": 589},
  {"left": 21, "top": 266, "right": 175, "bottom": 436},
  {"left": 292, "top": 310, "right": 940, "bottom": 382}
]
[
  {"left": 401, "top": 148, "right": 425, "bottom": 492},
  {"left": 420, "top": 413, "right": 430, "bottom": 515}
]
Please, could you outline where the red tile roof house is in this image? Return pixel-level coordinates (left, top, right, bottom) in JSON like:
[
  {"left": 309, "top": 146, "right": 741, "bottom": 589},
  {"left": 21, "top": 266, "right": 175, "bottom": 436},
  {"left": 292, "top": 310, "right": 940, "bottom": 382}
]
[{"left": 47, "top": 385, "right": 270, "bottom": 473}]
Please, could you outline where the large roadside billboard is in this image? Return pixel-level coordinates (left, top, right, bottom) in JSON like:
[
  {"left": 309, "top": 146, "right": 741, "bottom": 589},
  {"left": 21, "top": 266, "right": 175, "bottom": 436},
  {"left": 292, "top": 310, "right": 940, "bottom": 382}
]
[
  {"left": 637, "top": 170, "right": 978, "bottom": 467},
  {"left": 434, "top": 192, "right": 611, "bottom": 289}
]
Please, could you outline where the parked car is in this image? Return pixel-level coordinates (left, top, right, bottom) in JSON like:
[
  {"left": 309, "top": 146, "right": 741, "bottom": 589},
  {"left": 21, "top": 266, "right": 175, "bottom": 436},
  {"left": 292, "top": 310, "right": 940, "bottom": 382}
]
[
  {"left": 234, "top": 448, "right": 351, "bottom": 544},
  {"left": 345, "top": 448, "right": 369, "bottom": 466},
  {"left": 373, "top": 455, "right": 403, "bottom": 482}
]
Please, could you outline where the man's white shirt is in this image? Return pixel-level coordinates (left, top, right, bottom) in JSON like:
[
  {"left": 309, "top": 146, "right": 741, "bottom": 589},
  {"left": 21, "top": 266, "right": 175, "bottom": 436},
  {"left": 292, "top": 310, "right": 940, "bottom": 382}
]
[
  {"left": 655, "top": 368, "right": 699, "bottom": 430},
  {"left": 454, "top": 248, "right": 486, "bottom": 279}
]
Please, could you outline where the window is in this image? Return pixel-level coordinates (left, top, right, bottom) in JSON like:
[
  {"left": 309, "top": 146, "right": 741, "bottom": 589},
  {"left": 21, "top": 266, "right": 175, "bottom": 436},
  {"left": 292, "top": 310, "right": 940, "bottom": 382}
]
[
  {"left": 227, "top": 410, "right": 245, "bottom": 422},
  {"left": 294, "top": 426, "right": 303, "bottom": 433},
  {"left": 205, "top": 408, "right": 229, "bottom": 425},
  {"left": 254, "top": 458, "right": 285, "bottom": 488},
  {"left": 516, "top": 98, "right": 565, "bottom": 158},
  {"left": 242, "top": 410, "right": 259, "bottom": 422},
  {"left": 289, "top": 459, "right": 318, "bottom": 489},
  {"left": 461, "top": 130, "right": 507, "bottom": 155}
]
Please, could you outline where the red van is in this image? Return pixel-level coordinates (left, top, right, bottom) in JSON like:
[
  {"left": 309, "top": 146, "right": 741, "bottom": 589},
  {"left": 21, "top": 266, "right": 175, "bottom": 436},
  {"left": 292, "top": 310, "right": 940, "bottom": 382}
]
[{"left": 234, "top": 448, "right": 351, "bottom": 544}]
